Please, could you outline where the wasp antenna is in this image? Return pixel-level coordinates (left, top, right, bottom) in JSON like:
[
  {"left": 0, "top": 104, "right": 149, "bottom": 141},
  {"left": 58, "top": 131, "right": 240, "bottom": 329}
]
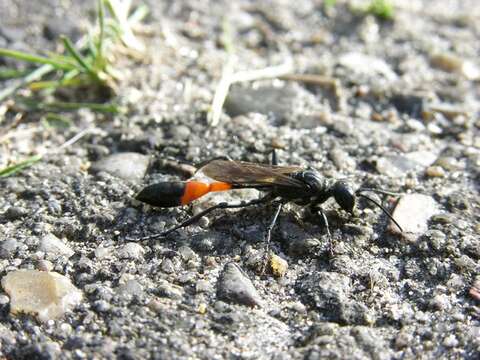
[
  {"left": 358, "top": 194, "right": 403, "bottom": 233},
  {"left": 356, "top": 188, "right": 403, "bottom": 197}
]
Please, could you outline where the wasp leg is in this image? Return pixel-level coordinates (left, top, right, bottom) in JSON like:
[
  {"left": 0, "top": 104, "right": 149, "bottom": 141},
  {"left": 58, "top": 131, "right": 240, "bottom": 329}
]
[
  {"left": 261, "top": 202, "right": 283, "bottom": 273},
  {"left": 271, "top": 149, "right": 278, "bottom": 166},
  {"left": 130, "top": 194, "right": 274, "bottom": 242},
  {"left": 315, "top": 206, "right": 334, "bottom": 256}
]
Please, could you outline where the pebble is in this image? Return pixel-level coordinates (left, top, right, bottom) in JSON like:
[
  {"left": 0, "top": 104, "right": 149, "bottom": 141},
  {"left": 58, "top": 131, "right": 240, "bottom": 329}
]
[
  {"left": 225, "top": 85, "right": 297, "bottom": 121},
  {"left": 395, "top": 332, "right": 413, "bottom": 350},
  {"left": 38, "top": 233, "right": 74, "bottom": 259},
  {"left": 36, "top": 260, "right": 54, "bottom": 272},
  {"left": 1, "top": 270, "right": 82, "bottom": 322},
  {"left": 95, "top": 246, "right": 112, "bottom": 259},
  {"left": 93, "top": 300, "right": 111, "bottom": 312},
  {"left": 217, "top": 263, "right": 262, "bottom": 307},
  {"left": 338, "top": 52, "right": 397, "bottom": 82},
  {"left": 0, "top": 238, "right": 19, "bottom": 258},
  {"left": 442, "top": 334, "right": 459, "bottom": 348},
  {"left": 90, "top": 152, "right": 150, "bottom": 182},
  {"left": 329, "top": 146, "right": 356, "bottom": 171},
  {"left": 429, "top": 294, "right": 451, "bottom": 311},
  {"left": 376, "top": 151, "right": 437, "bottom": 177},
  {"left": 116, "top": 280, "right": 144, "bottom": 298},
  {"left": 160, "top": 258, "right": 175, "bottom": 274},
  {"left": 391, "top": 93, "right": 425, "bottom": 117},
  {"left": 288, "top": 237, "right": 321, "bottom": 257},
  {"left": 269, "top": 254, "right": 288, "bottom": 278},
  {"left": 389, "top": 194, "right": 439, "bottom": 235},
  {"left": 117, "top": 243, "right": 144, "bottom": 260},
  {"left": 431, "top": 53, "right": 480, "bottom": 80},
  {"left": 157, "top": 281, "right": 183, "bottom": 300},
  {"left": 425, "top": 166, "right": 446, "bottom": 178},
  {"left": 195, "top": 279, "right": 212, "bottom": 293},
  {"left": 4, "top": 206, "right": 28, "bottom": 220}
]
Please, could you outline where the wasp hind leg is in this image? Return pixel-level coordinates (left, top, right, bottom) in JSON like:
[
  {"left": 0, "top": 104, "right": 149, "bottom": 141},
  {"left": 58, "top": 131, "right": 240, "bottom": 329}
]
[{"left": 129, "top": 194, "right": 274, "bottom": 242}]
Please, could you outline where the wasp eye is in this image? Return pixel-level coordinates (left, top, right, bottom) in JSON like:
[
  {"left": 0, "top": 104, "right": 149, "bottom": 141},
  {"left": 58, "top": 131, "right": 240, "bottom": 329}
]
[{"left": 333, "top": 181, "right": 355, "bottom": 213}]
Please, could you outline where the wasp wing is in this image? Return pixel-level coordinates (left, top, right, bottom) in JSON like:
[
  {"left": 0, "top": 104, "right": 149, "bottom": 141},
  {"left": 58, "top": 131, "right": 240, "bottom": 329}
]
[{"left": 199, "top": 160, "right": 305, "bottom": 188}]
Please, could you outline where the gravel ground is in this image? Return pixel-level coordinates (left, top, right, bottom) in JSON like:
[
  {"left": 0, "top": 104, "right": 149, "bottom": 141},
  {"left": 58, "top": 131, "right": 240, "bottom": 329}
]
[{"left": 0, "top": 0, "right": 479, "bottom": 359}]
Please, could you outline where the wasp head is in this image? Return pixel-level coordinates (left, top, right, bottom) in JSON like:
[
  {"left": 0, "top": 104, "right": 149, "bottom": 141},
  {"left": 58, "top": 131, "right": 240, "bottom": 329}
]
[{"left": 332, "top": 181, "right": 355, "bottom": 213}]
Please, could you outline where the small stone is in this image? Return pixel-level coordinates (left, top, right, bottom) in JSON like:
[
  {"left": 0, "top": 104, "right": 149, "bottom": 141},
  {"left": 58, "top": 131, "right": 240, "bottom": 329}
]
[
  {"left": 198, "top": 303, "right": 207, "bottom": 314},
  {"left": 0, "top": 238, "right": 19, "bottom": 258},
  {"left": 196, "top": 279, "right": 212, "bottom": 293},
  {"left": 118, "top": 243, "right": 144, "bottom": 260},
  {"left": 93, "top": 300, "right": 110, "bottom": 312},
  {"left": 169, "top": 125, "right": 190, "bottom": 141},
  {"left": 395, "top": 332, "right": 413, "bottom": 350},
  {"left": 95, "top": 246, "right": 112, "bottom": 259},
  {"left": 116, "top": 280, "right": 143, "bottom": 298},
  {"left": 289, "top": 301, "right": 307, "bottom": 314},
  {"left": 391, "top": 93, "right": 425, "bottom": 117},
  {"left": 469, "top": 280, "right": 480, "bottom": 302},
  {"left": 38, "top": 233, "right": 74, "bottom": 259},
  {"left": 90, "top": 152, "right": 150, "bottom": 182},
  {"left": 177, "top": 246, "right": 198, "bottom": 262},
  {"left": 431, "top": 53, "right": 480, "bottom": 80},
  {"left": 376, "top": 152, "right": 437, "bottom": 177},
  {"left": 157, "top": 281, "right": 183, "bottom": 299},
  {"left": 442, "top": 334, "right": 459, "bottom": 348},
  {"left": 225, "top": 85, "right": 297, "bottom": 122},
  {"left": 338, "top": 52, "right": 397, "bottom": 82},
  {"left": 329, "top": 146, "right": 356, "bottom": 171},
  {"left": 426, "top": 166, "right": 446, "bottom": 178},
  {"left": 269, "top": 254, "right": 288, "bottom": 278},
  {"left": 160, "top": 258, "right": 175, "bottom": 274},
  {"left": 37, "top": 260, "right": 54, "bottom": 272},
  {"left": 435, "top": 156, "right": 462, "bottom": 171},
  {"left": 1, "top": 270, "right": 82, "bottom": 322},
  {"left": 4, "top": 206, "right": 27, "bottom": 220},
  {"left": 288, "top": 237, "right": 321, "bottom": 257},
  {"left": 217, "top": 263, "right": 262, "bottom": 307},
  {"left": 389, "top": 194, "right": 439, "bottom": 235},
  {"left": 429, "top": 294, "right": 451, "bottom": 311}
]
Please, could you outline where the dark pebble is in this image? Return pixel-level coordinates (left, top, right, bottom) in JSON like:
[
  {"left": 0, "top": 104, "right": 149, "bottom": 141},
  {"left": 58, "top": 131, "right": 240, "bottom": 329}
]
[
  {"left": 217, "top": 263, "right": 262, "bottom": 307},
  {"left": 4, "top": 206, "right": 28, "bottom": 220}
]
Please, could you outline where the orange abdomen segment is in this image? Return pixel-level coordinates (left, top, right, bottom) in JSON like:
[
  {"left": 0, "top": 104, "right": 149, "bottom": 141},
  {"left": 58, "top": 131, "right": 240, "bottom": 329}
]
[{"left": 180, "top": 181, "right": 232, "bottom": 205}]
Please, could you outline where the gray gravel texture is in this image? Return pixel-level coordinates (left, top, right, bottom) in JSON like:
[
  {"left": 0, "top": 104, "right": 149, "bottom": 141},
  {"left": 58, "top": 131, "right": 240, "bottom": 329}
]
[{"left": 1, "top": 0, "right": 480, "bottom": 359}]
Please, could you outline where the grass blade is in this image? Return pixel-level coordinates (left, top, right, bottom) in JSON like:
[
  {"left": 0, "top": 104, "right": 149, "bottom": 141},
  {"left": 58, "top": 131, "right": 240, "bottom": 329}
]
[
  {"left": 0, "top": 64, "right": 54, "bottom": 102},
  {"left": 0, "top": 48, "right": 75, "bottom": 70},
  {"left": 17, "top": 97, "right": 122, "bottom": 113},
  {"left": 61, "top": 36, "right": 99, "bottom": 80},
  {"left": 0, "top": 155, "right": 43, "bottom": 177}
]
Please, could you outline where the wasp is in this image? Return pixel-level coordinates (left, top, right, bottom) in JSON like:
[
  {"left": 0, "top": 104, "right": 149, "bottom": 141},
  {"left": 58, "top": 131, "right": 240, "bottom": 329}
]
[{"left": 131, "top": 152, "right": 403, "bottom": 256}]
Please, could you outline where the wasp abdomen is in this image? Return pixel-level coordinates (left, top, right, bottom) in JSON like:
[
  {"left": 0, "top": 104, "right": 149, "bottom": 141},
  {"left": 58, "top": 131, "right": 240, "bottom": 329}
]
[
  {"left": 136, "top": 181, "right": 232, "bottom": 208},
  {"left": 136, "top": 182, "right": 186, "bottom": 207}
]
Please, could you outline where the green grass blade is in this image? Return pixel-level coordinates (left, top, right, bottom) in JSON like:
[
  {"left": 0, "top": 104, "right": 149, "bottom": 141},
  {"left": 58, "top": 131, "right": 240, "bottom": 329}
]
[
  {"left": 0, "top": 64, "right": 54, "bottom": 101},
  {"left": 0, "top": 48, "right": 75, "bottom": 70},
  {"left": 61, "top": 36, "right": 99, "bottom": 80},
  {"left": 0, "top": 67, "right": 31, "bottom": 80},
  {"left": 17, "top": 97, "right": 123, "bottom": 113},
  {"left": 0, "top": 155, "right": 43, "bottom": 177},
  {"left": 97, "top": 0, "right": 106, "bottom": 58}
]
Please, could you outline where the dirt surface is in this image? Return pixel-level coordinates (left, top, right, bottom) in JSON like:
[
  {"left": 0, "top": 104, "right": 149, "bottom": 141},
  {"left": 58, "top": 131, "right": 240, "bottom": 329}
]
[{"left": 1, "top": 0, "right": 479, "bottom": 359}]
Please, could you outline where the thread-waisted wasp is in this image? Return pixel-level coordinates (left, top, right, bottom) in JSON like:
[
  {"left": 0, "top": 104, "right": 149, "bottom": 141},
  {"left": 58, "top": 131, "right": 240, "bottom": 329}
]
[{"left": 131, "top": 151, "right": 403, "bottom": 257}]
